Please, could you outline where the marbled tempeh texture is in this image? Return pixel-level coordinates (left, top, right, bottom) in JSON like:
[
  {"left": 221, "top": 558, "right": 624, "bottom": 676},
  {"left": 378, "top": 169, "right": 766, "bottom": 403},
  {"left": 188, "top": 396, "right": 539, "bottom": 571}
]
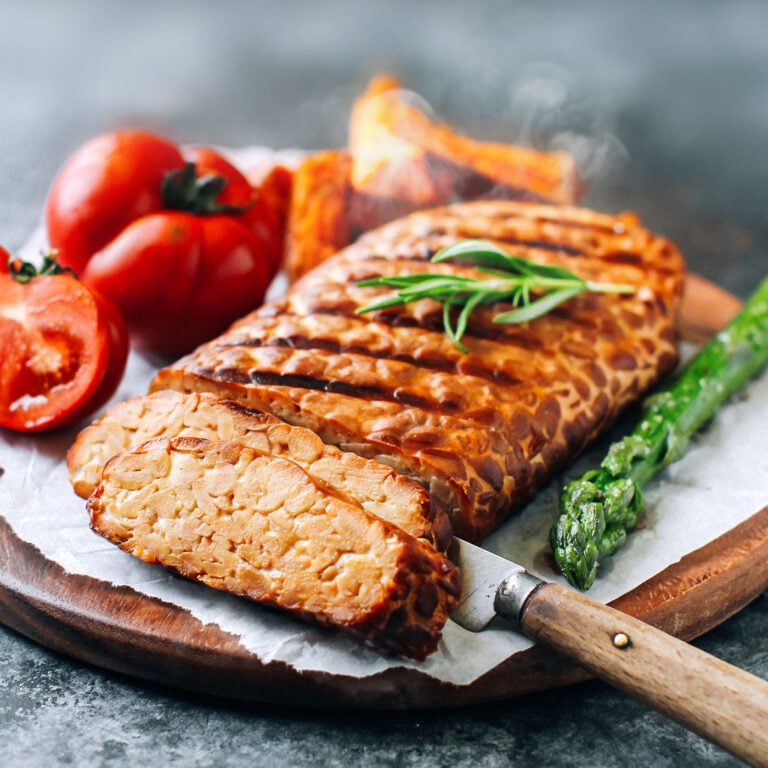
[
  {"left": 152, "top": 200, "right": 685, "bottom": 541},
  {"left": 68, "top": 390, "right": 451, "bottom": 550},
  {"left": 88, "top": 436, "right": 461, "bottom": 660}
]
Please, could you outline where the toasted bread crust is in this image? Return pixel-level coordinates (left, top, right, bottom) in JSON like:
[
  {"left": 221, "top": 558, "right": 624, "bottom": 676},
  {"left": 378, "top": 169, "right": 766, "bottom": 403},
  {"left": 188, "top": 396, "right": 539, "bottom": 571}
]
[{"left": 284, "top": 75, "right": 584, "bottom": 281}]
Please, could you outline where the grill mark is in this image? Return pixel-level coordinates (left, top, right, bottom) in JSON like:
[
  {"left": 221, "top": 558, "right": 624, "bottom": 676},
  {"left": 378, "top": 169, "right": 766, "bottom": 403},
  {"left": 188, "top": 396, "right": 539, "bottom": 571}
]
[
  {"left": 515, "top": 216, "right": 633, "bottom": 235},
  {"left": 386, "top": 203, "right": 638, "bottom": 238},
  {"left": 156, "top": 198, "right": 685, "bottom": 544},
  {"left": 359, "top": 236, "right": 587, "bottom": 262},
  {"left": 214, "top": 314, "right": 588, "bottom": 389},
  {"left": 196, "top": 366, "right": 383, "bottom": 401},
  {"left": 603, "top": 251, "right": 644, "bottom": 266},
  {"left": 198, "top": 367, "right": 249, "bottom": 384},
  {"left": 245, "top": 371, "right": 387, "bottom": 400},
  {"left": 483, "top": 236, "right": 585, "bottom": 258},
  {"left": 325, "top": 248, "right": 661, "bottom": 296},
  {"left": 207, "top": 362, "right": 496, "bottom": 428},
  {"left": 335, "top": 204, "right": 684, "bottom": 295},
  {"left": 294, "top": 296, "right": 614, "bottom": 348},
  {"left": 198, "top": 341, "right": 631, "bottom": 429},
  {"left": 231, "top": 361, "right": 480, "bottom": 414}
]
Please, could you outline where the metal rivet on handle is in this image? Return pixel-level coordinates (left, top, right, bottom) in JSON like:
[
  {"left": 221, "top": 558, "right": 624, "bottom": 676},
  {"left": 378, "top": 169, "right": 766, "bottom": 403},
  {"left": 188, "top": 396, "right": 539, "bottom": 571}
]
[{"left": 612, "top": 632, "right": 632, "bottom": 649}]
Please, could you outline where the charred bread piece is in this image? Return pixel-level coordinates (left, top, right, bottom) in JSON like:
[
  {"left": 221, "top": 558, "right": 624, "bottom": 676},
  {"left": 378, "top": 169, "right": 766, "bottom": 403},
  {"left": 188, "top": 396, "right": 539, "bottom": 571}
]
[
  {"left": 153, "top": 199, "right": 685, "bottom": 541},
  {"left": 284, "top": 75, "right": 583, "bottom": 282},
  {"left": 348, "top": 74, "right": 583, "bottom": 207},
  {"left": 87, "top": 436, "right": 461, "bottom": 660},
  {"left": 284, "top": 149, "right": 353, "bottom": 282},
  {"left": 67, "top": 390, "right": 450, "bottom": 550}
]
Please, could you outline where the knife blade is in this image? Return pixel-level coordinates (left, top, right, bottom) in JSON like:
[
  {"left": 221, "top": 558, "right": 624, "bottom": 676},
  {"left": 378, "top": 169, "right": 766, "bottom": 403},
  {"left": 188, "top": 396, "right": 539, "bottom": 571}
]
[{"left": 450, "top": 537, "right": 768, "bottom": 767}]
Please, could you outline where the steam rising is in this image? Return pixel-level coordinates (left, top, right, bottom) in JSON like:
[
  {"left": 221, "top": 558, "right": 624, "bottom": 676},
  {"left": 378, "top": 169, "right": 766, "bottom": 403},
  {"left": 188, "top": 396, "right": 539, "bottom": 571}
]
[
  {"left": 369, "top": 65, "right": 630, "bottom": 204},
  {"left": 504, "top": 64, "right": 630, "bottom": 192}
]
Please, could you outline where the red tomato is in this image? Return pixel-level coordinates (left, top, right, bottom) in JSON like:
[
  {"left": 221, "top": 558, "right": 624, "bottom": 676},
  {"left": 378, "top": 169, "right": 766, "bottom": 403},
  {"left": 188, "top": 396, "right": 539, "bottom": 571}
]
[
  {"left": 242, "top": 191, "right": 284, "bottom": 281},
  {"left": 81, "top": 212, "right": 271, "bottom": 357},
  {"left": 184, "top": 146, "right": 284, "bottom": 278},
  {"left": 45, "top": 130, "right": 285, "bottom": 356},
  {"left": 183, "top": 146, "right": 256, "bottom": 209},
  {"left": 46, "top": 131, "right": 185, "bottom": 275},
  {"left": 0, "top": 254, "right": 129, "bottom": 432}
]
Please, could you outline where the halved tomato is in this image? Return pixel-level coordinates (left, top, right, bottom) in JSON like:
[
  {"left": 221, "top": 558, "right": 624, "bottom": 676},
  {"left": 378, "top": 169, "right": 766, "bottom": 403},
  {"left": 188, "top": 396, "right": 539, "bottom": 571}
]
[
  {"left": 46, "top": 130, "right": 286, "bottom": 356},
  {"left": 0, "top": 253, "right": 129, "bottom": 432}
]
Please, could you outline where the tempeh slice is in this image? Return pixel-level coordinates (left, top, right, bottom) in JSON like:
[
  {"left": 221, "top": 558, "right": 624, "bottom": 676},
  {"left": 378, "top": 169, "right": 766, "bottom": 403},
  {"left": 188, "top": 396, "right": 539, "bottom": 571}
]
[
  {"left": 67, "top": 390, "right": 450, "bottom": 550},
  {"left": 87, "top": 436, "right": 461, "bottom": 660}
]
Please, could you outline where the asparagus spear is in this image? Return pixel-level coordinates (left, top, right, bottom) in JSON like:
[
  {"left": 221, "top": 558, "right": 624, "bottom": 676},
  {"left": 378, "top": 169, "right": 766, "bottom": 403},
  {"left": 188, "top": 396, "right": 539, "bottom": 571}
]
[{"left": 551, "top": 275, "right": 768, "bottom": 591}]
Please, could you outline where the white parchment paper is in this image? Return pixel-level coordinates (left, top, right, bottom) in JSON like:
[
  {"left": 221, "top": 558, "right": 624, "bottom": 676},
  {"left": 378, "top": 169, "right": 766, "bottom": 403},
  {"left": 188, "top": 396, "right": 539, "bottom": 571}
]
[
  {"left": 2, "top": 150, "right": 767, "bottom": 687},
  {"left": 3, "top": 335, "right": 768, "bottom": 687}
]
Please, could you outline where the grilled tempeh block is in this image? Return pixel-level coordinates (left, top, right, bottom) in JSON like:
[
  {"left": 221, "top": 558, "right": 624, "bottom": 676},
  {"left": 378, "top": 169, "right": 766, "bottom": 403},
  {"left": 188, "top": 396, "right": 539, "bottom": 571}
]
[
  {"left": 153, "top": 200, "right": 685, "bottom": 541},
  {"left": 68, "top": 390, "right": 450, "bottom": 550},
  {"left": 88, "top": 436, "right": 461, "bottom": 660}
]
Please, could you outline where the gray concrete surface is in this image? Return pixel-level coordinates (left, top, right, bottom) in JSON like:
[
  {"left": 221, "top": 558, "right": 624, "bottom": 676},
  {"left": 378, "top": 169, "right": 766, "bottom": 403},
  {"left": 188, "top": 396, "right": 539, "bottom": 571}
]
[{"left": 1, "top": 2, "right": 767, "bottom": 765}]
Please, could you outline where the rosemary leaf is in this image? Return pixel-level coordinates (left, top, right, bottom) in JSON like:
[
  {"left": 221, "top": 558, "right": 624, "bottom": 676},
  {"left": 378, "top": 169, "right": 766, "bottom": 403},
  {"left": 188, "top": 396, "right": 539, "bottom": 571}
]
[
  {"left": 493, "top": 286, "right": 583, "bottom": 324},
  {"left": 355, "top": 239, "right": 635, "bottom": 351}
]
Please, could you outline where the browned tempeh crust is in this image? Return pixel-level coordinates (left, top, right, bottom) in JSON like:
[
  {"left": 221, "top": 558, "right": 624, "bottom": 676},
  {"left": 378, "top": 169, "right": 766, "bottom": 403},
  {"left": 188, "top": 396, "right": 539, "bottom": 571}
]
[
  {"left": 88, "top": 436, "right": 461, "bottom": 660},
  {"left": 153, "top": 200, "right": 685, "bottom": 541}
]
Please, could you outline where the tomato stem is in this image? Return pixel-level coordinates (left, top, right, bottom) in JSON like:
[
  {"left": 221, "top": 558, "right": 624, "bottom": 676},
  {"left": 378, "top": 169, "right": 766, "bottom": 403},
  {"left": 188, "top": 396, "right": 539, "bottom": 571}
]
[
  {"left": 8, "top": 252, "right": 77, "bottom": 284},
  {"left": 161, "top": 162, "right": 252, "bottom": 215}
]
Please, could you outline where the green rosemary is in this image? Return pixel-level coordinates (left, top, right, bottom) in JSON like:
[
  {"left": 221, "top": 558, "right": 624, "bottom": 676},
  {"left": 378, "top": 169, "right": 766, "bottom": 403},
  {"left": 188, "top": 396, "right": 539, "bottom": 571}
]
[{"left": 356, "top": 239, "right": 635, "bottom": 352}]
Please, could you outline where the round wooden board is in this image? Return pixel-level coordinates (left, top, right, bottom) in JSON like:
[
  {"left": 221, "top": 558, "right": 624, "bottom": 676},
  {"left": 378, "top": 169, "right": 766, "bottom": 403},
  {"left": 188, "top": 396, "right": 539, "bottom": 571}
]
[
  {"left": 0, "top": 273, "right": 761, "bottom": 709},
  {"left": 1, "top": 506, "right": 767, "bottom": 709}
]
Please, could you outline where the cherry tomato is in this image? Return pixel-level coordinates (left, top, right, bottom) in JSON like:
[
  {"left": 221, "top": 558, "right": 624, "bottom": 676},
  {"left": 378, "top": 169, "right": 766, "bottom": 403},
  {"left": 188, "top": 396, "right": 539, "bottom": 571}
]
[
  {"left": 81, "top": 212, "right": 271, "bottom": 357},
  {"left": 0, "top": 253, "right": 129, "bottom": 432},
  {"left": 45, "top": 130, "right": 285, "bottom": 356}
]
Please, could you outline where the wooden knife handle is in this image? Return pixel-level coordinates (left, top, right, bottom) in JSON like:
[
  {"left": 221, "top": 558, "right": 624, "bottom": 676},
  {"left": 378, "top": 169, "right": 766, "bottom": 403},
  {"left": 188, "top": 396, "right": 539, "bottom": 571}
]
[{"left": 520, "top": 582, "right": 768, "bottom": 767}]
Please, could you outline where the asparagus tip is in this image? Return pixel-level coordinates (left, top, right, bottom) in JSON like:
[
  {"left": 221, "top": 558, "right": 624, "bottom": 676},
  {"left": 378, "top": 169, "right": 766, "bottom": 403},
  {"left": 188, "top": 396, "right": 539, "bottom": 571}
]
[{"left": 551, "top": 476, "right": 644, "bottom": 591}]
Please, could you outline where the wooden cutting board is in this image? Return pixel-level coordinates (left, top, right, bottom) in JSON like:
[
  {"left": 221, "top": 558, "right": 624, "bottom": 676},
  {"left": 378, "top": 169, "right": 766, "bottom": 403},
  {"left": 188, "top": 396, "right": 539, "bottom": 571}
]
[{"left": 0, "top": 274, "right": 763, "bottom": 709}]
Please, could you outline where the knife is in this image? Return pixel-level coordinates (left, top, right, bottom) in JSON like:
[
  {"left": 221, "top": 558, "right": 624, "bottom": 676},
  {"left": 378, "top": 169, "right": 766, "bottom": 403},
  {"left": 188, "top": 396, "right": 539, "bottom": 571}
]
[{"left": 451, "top": 537, "right": 768, "bottom": 767}]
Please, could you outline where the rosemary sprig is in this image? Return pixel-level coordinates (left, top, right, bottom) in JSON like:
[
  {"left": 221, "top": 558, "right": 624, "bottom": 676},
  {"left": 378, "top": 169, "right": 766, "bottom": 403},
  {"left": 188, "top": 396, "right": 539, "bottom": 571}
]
[{"left": 355, "top": 239, "right": 635, "bottom": 352}]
